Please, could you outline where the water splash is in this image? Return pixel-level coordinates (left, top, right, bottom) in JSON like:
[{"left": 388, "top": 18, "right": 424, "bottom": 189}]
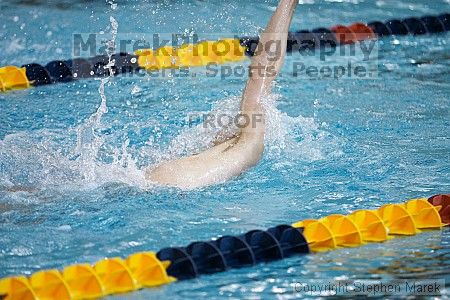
[
  {"left": 0, "top": 92, "right": 338, "bottom": 195},
  {"left": 158, "top": 96, "right": 242, "bottom": 161},
  {"left": 0, "top": 10, "right": 147, "bottom": 194},
  {"left": 74, "top": 15, "right": 125, "bottom": 182},
  {"left": 154, "top": 93, "right": 341, "bottom": 166},
  {"left": 262, "top": 93, "right": 341, "bottom": 164},
  {"left": 0, "top": 8, "right": 339, "bottom": 194}
]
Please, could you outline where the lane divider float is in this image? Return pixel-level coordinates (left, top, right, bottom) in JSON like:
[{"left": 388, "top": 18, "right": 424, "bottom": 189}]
[
  {"left": 0, "top": 13, "right": 448, "bottom": 93},
  {"left": 136, "top": 38, "right": 246, "bottom": 70},
  {"left": 239, "top": 13, "right": 449, "bottom": 55},
  {"left": 0, "top": 194, "right": 449, "bottom": 300}
]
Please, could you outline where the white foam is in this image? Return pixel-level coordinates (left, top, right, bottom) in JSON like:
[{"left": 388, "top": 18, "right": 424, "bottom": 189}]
[
  {"left": 0, "top": 12, "right": 339, "bottom": 194},
  {"left": 161, "top": 93, "right": 340, "bottom": 165},
  {"left": 0, "top": 92, "right": 340, "bottom": 194}
]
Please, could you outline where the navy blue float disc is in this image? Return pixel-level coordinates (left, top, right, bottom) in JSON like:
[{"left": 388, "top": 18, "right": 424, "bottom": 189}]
[
  {"left": 45, "top": 60, "right": 73, "bottom": 82},
  {"left": 156, "top": 247, "right": 198, "bottom": 280},
  {"left": 186, "top": 241, "right": 227, "bottom": 274},
  {"left": 242, "top": 230, "right": 283, "bottom": 263},
  {"left": 21, "top": 63, "right": 52, "bottom": 86},
  {"left": 215, "top": 236, "right": 255, "bottom": 268}
]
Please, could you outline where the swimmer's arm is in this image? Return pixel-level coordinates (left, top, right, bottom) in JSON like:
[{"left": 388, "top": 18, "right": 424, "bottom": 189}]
[{"left": 241, "top": 0, "right": 298, "bottom": 113}]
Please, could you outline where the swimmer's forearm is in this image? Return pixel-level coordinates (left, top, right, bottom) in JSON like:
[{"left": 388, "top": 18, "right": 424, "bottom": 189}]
[
  {"left": 263, "top": 0, "right": 298, "bottom": 35},
  {"left": 250, "top": 0, "right": 298, "bottom": 77},
  {"left": 240, "top": 0, "right": 297, "bottom": 115}
]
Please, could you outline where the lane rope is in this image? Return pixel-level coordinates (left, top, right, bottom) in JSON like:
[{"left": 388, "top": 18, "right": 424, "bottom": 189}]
[
  {"left": 0, "top": 194, "right": 449, "bottom": 300},
  {"left": 0, "top": 13, "right": 448, "bottom": 93}
]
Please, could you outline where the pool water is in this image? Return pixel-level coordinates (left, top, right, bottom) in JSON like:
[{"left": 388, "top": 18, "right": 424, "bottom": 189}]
[{"left": 1, "top": 0, "right": 450, "bottom": 298}]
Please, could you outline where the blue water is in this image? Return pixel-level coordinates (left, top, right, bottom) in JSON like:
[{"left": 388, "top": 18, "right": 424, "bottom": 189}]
[{"left": 1, "top": 0, "right": 450, "bottom": 299}]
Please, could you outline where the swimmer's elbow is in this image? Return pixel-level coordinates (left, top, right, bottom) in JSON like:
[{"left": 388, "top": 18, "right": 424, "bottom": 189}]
[{"left": 244, "top": 138, "right": 265, "bottom": 167}]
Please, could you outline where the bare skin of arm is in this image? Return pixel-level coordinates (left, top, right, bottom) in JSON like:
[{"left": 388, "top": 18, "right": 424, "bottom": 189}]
[{"left": 146, "top": 0, "right": 298, "bottom": 189}]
